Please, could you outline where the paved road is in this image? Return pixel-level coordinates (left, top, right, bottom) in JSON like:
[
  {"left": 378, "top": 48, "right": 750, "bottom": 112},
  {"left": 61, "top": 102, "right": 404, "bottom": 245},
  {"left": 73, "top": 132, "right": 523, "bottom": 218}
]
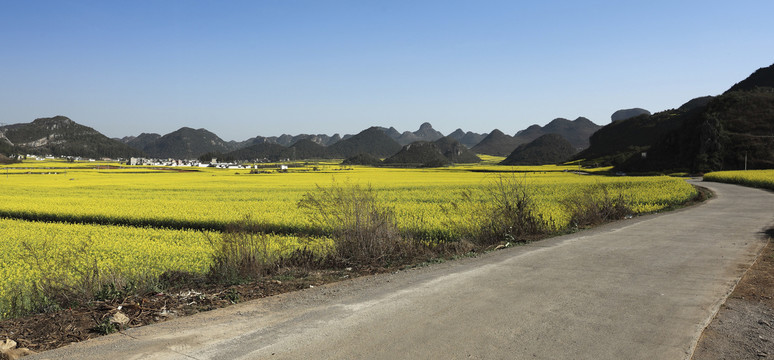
[{"left": 31, "top": 181, "right": 774, "bottom": 360}]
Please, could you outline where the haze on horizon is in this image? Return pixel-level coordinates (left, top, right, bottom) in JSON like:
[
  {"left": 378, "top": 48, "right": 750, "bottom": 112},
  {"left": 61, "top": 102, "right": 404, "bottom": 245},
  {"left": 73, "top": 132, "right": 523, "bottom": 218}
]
[{"left": 1, "top": 0, "right": 773, "bottom": 141}]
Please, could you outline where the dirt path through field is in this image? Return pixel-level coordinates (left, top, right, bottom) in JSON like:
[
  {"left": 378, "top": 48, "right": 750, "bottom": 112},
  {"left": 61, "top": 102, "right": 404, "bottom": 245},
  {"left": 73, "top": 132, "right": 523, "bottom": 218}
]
[{"left": 29, "top": 181, "right": 774, "bottom": 360}]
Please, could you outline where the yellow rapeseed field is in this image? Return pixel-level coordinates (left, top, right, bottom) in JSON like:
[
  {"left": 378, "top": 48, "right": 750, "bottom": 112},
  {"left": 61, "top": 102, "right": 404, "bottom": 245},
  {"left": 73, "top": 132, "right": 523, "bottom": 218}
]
[
  {"left": 0, "top": 160, "right": 698, "bottom": 317},
  {"left": 704, "top": 169, "right": 774, "bottom": 191}
]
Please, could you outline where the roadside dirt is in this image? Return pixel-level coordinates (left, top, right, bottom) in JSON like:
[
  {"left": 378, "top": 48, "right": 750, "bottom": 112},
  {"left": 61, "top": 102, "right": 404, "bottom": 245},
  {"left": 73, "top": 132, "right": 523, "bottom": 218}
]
[
  {"left": 693, "top": 228, "right": 774, "bottom": 360},
  {"left": 0, "top": 267, "right": 387, "bottom": 353}
]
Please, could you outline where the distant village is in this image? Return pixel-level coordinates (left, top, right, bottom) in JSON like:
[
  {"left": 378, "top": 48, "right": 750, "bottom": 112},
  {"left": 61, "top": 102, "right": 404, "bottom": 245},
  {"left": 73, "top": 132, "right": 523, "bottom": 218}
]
[
  {"left": 127, "top": 157, "right": 288, "bottom": 170},
  {"left": 16, "top": 154, "right": 289, "bottom": 170}
]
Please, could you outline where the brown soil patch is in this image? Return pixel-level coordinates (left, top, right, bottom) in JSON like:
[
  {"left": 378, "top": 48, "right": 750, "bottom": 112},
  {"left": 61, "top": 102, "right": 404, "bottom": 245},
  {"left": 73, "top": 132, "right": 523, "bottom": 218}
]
[
  {"left": 0, "top": 267, "right": 385, "bottom": 353},
  {"left": 693, "top": 229, "right": 774, "bottom": 359}
]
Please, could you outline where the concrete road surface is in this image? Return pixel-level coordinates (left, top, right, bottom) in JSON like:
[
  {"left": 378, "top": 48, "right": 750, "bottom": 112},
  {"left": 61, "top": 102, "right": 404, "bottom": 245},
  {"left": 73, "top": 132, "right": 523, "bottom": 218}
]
[{"left": 31, "top": 181, "right": 774, "bottom": 360}]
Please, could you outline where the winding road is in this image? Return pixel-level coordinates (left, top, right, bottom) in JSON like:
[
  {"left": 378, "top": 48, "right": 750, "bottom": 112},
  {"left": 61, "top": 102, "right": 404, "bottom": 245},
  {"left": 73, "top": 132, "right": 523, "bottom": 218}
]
[{"left": 31, "top": 181, "right": 774, "bottom": 360}]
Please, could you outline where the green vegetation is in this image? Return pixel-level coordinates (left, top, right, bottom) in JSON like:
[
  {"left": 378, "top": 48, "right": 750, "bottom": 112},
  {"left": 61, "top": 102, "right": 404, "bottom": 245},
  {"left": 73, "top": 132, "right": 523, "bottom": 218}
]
[
  {"left": 500, "top": 134, "right": 576, "bottom": 165},
  {"left": 1, "top": 116, "right": 142, "bottom": 159},
  {"left": 704, "top": 170, "right": 774, "bottom": 191}
]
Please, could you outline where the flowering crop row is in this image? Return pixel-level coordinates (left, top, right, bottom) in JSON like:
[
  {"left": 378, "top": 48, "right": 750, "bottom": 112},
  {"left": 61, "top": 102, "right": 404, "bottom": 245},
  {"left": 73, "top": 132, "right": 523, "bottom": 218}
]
[{"left": 704, "top": 170, "right": 774, "bottom": 191}]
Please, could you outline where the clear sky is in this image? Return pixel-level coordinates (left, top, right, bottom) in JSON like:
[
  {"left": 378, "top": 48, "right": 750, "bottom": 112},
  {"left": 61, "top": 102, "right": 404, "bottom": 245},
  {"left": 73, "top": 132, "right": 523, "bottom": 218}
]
[{"left": 2, "top": 1, "right": 773, "bottom": 141}]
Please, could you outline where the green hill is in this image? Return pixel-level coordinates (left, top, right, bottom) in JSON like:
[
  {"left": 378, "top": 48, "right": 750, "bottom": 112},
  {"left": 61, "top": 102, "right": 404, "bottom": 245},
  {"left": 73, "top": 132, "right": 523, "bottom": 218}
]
[
  {"left": 434, "top": 136, "right": 481, "bottom": 163},
  {"left": 328, "top": 127, "right": 402, "bottom": 158},
  {"left": 124, "top": 133, "right": 161, "bottom": 151},
  {"left": 0, "top": 116, "right": 142, "bottom": 158},
  {"left": 142, "top": 127, "right": 233, "bottom": 159},
  {"left": 470, "top": 129, "right": 520, "bottom": 156},
  {"left": 726, "top": 64, "right": 774, "bottom": 93},
  {"left": 577, "top": 62, "right": 774, "bottom": 172},
  {"left": 624, "top": 89, "right": 774, "bottom": 172},
  {"left": 514, "top": 117, "right": 600, "bottom": 150},
  {"left": 287, "top": 138, "right": 331, "bottom": 159},
  {"left": 383, "top": 141, "right": 451, "bottom": 167},
  {"left": 213, "top": 143, "right": 285, "bottom": 162},
  {"left": 501, "top": 134, "right": 577, "bottom": 165},
  {"left": 341, "top": 153, "right": 382, "bottom": 166}
]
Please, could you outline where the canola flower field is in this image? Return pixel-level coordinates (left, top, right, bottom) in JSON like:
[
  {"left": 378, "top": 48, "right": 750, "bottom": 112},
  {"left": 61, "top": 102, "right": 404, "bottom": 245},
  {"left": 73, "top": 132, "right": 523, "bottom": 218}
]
[
  {"left": 704, "top": 169, "right": 774, "bottom": 191},
  {"left": 0, "top": 159, "right": 698, "bottom": 318}
]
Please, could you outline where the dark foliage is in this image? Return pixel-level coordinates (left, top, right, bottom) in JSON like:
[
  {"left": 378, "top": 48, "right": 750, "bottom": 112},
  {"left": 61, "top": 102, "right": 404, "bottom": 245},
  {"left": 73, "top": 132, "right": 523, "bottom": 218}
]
[
  {"left": 123, "top": 133, "right": 161, "bottom": 151},
  {"left": 142, "top": 127, "right": 234, "bottom": 159},
  {"left": 214, "top": 142, "right": 290, "bottom": 162},
  {"left": 287, "top": 138, "right": 331, "bottom": 159},
  {"left": 457, "top": 130, "right": 488, "bottom": 148},
  {"left": 328, "top": 127, "right": 402, "bottom": 158},
  {"left": 341, "top": 153, "right": 382, "bottom": 166},
  {"left": 573, "top": 109, "right": 688, "bottom": 167},
  {"left": 631, "top": 89, "right": 774, "bottom": 172},
  {"left": 514, "top": 117, "right": 601, "bottom": 150},
  {"left": 433, "top": 136, "right": 481, "bottom": 163},
  {"left": 383, "top": 141, "right": 451, "bottom": 167},
  {"left": 470, "top": 129, "right": 520, "bottom": 156},
  {"left": 611, "top": 108, "right": 651, "bottom": 122},
  {"left": 726, "top": 63, "right": 774, "bottom": 93},
  {"left": 500, "top": 133, "right": 576, "bottom": 165}
]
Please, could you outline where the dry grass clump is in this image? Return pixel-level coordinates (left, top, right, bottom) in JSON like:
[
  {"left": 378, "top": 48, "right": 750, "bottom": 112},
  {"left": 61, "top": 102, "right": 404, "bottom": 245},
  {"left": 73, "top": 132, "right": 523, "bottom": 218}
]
[{"left": 297, "top": 181, "right": 418, "bottom": 266}]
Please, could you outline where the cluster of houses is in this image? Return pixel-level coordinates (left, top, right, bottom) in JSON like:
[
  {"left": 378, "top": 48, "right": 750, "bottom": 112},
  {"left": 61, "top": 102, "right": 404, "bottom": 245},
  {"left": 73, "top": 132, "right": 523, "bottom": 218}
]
[
  {"left": 9, "top": 154, "right": 291, "bottom": 171},
  {"left": 127, "top": 157, "right": 288, "bottom": 170},
  {"left": 23, "top": 154, "right": 103, "bottom": 162}
]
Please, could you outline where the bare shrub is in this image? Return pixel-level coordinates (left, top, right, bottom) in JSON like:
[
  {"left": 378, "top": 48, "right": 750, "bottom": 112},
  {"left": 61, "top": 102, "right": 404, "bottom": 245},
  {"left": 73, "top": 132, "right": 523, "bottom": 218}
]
[
  {"left": 563, "top": 184, "right": 632, "bottom": 228},
  {"left": 207, "top": 216, "right": 285, "bottom": 284},
  {"left": 468, "top": 174, "right": 549, "bottom": 246},
  {"left": 297, "top": 181, "right": 408, "bottom": 266}
]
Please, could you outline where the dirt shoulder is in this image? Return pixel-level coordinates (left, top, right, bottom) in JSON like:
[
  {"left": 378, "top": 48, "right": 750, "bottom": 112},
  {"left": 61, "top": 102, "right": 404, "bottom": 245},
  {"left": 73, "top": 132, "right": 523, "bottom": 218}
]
[{"left": 693, "top": 228, "right": 774, "bottom": 359}]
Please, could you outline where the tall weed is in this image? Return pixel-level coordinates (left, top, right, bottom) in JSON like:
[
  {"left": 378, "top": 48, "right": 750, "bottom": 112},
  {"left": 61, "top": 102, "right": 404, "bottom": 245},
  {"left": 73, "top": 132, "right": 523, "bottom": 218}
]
[{"left": 297, "top": 181, "right": 412, "bottom": 266}]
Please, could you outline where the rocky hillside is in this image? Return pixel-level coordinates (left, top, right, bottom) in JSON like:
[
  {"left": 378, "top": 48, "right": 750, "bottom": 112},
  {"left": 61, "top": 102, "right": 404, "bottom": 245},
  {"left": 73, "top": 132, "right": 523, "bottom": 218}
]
[{"left": 0, "top": 116, "right": 142, "bottom": 158}]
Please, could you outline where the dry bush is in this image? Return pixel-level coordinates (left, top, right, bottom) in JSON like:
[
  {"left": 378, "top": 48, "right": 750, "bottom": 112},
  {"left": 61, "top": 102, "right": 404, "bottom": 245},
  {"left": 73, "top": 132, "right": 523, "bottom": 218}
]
[
  {"left": 207, "top": 217, "right": 285, "bottom": 284},
  {"left": 297, "top": 181, "right": 412, "bottom": 266},
  {"left": 563, "top": 184, "right": 632, "bottom": 228},
  {"left": 468, "top": 174, "right": 549, "bottom": 246}
]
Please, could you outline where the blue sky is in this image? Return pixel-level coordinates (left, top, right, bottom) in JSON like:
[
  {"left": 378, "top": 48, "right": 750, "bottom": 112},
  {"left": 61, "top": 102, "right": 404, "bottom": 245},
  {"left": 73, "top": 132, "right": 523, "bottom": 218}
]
[{"left": 1, "top": 1, "right": 772, "bottom": 141}]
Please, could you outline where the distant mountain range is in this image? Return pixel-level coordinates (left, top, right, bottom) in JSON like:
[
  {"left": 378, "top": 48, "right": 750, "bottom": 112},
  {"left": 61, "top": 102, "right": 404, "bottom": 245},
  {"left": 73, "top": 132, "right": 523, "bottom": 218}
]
[
  {"left": 6, "top": 60, "right": 772, "bottom": 170},
  {"left": 383, "top": 136, "right": 481, "bottom": 167},
  {"left": 471, "top": 117, "right": 601, "bottom": 156},
  {"left": 447, "top": 129, "right": 488, "bottom": 148}
]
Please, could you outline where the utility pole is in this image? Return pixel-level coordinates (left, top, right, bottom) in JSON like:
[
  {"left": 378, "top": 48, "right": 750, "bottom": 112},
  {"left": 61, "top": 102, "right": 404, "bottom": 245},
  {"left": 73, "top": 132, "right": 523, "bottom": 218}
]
[{"left": 744, "top": 152, "right": 748, "bottom": 171}]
